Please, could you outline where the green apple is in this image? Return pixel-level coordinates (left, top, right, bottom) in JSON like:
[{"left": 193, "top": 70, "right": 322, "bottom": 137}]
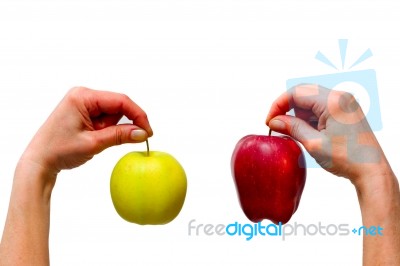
[{"left": 110, "top": 141, "right": 187, "bottom": 225}]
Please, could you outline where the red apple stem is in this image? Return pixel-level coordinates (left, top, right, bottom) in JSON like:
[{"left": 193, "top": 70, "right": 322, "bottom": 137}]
[
  {"left": 146, "top": 139, "right": 150, "bottom": 157},
  {"left": 269, "top": 128, "right": 272, "bottom": 136}
]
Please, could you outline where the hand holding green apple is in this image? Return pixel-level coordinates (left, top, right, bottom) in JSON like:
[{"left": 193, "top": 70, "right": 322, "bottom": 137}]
[{"left": 110, "top": 140, "right": 187, "bottom": 225}]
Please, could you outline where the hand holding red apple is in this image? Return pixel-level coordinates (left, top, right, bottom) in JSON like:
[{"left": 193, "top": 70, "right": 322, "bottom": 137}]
[{"left": 265, "top": 85, "right": 400, "bottom": 264}]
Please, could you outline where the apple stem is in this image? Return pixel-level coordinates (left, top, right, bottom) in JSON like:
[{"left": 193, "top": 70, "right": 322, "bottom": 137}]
[
  {"left": 146, "top": 139, "right": 150, "bottom": 157},
  {"left": 269, "top": 128, "right": 272, "bottom": 136}
]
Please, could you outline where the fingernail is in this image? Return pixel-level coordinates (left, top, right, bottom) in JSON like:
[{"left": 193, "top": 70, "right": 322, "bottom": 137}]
[
  {"left": 130, "top": 129, "right": 148, "bottom": 141},
  {"left": 269, "top": 119, "right": 286, "bottom": 131}
]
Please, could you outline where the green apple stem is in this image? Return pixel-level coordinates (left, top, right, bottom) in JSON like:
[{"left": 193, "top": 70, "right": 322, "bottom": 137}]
[
  {"left": 269, "top": 128, "right": 272, "bottom": 136},
  {"left": 146, "top": 139, "right": 150, "bottom": 157}
]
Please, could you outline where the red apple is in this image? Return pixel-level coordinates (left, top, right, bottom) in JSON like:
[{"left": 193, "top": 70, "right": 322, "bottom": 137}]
[{"left": 231, "top": 132, "right": 306, "bottom": 224}]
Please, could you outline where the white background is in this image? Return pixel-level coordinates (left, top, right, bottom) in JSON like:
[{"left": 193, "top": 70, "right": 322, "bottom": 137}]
[{"left": 1, "top": 0, "right": 400, "bottom": 265}]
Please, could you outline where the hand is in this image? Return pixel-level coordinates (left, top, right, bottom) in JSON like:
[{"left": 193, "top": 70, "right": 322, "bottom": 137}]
[
  {"left": 266, "top": 84, "right": 387, "bottom": 186},
  {"left": 0, "top": 86, "right": 153, "bottom": 265},
  {"left": 266, "top": 84, "right": 400, "bottom": 265},
  {"left": 21, "top": 86, "right": 153, "bottom": 176}
]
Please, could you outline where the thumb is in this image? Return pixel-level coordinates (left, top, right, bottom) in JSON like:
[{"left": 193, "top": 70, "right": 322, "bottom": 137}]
[
  {"left": 90, "top": 124, "right": 149, "bottom": 153},
  {"left": 268, "top": 115, "right": 321, "bottom": 148}
]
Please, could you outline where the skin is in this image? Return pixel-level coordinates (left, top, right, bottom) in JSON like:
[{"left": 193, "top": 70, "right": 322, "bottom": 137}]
[
  {"left": 0, "top": 87, "right": 152, "bottom": 265},
  {"left": 266, "top": 84, "right": 400, "bottom": 266}
]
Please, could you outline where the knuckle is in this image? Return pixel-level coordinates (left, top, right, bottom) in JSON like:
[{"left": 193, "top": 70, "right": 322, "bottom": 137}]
[
  {"left": 329, "top": 90, "right": 360, "bottom": 114},
  {"left": 289, "top": 120, "right": 301, "bottom": 139},
  {"left": 119, "top": 93, "right": 131, "bottom": 103},
  {"left": 114, "top": 126, "right": 124, "bottom": 146},
  {"left": 332, "top": 90, "right": 353, "bottom": 104},
  {"left": 134, "top": 109, "right": 148, "bottom": 123},
  {"left": 140, "top": 111, "right": 148, "bottom": 120},
  {"left": 85, "top": 134, "right": 101, "bottom": 155},
  {"left": 69, "top": 86, "right": 87, "bottom": 96},
  {"left": 303, "top": 138, "right": 319, "bottom": 152},
  {"left": 67, "top": 86, "right": 87, "bottom": 104},
  {"left": 338, "top": 91, "right": 356, "bottom": 104}
]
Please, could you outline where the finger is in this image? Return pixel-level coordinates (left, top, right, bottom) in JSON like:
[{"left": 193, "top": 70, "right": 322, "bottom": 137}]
[
  {"left": 82, "top": 88, "right": 153, "bottom": 136},
  {"left": 89, "top": 125, "right": 149, "bottom": 154},
  {"left": 92, "top": 114, "right": 123, "bottom": 130},
  {"left": 268, "top": 115, "right": 322, "bottom": 150},
  {"left": 266, "top": 84, "right": 329, "bottom": 124},
  {"left": 266, "top": 90, "right": 291, "bottom": 124},
  {"left": 294, "top": 107, "right": 319, "bottom": 130}
]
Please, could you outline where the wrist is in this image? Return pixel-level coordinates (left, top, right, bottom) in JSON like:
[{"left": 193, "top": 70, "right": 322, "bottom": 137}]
[
  {"left": 352, "top": 165, "right": 400, "bottom": 265},
  {"left": 14, "top": 157, "right": 58, "bottom": 201},
  {"left": 352, "top": 164, "right": 400, "bottom": 223},
  {"left": 20, "top": 139, "right": 61, "bottom": 175}
]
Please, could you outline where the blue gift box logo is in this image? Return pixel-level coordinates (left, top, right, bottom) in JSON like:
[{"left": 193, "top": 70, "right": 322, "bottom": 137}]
[{"left": 286, "top": 40, "right": 382, "bottom": 167}]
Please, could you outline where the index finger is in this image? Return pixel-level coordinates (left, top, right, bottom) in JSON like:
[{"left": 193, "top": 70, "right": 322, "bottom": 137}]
[
  {"left": 81, "top": 87, "right": 153, "bottom": 136},
  {"left": 266, "top": 84, "right": 328, "bottom": 124}
]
